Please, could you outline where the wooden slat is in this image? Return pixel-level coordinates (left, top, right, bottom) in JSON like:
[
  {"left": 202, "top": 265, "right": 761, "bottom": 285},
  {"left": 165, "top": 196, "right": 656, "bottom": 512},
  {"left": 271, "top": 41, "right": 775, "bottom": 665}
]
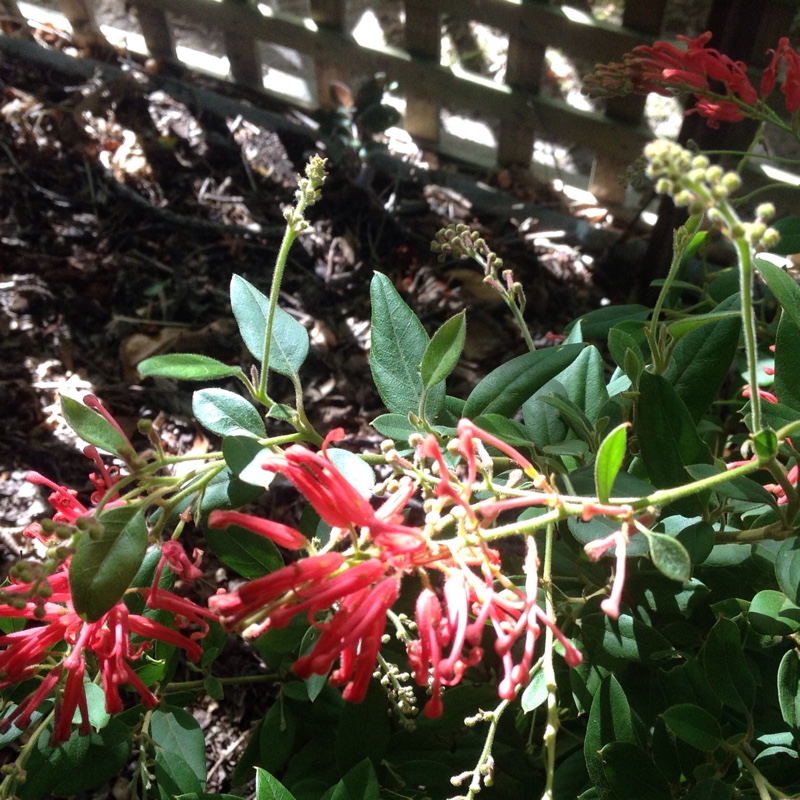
[
  {"left": 497, "top": 0, "right": 546, "bottom": 168},
  {"left": 589, "top": 0, "right": 667, "bottom": 202},
  {"left": 309, "top": 0, "right": 347, "bottom": 108},
  {"left": 133, "top": 0, "right": 654, "bottom": 162},
  {"left": 0, "top": 0, "right": 34, "bottom": 39},
  {"left": 222, "top": 0, "right": 262, "bottom": 89},
  {"left": 404, "top": 0, "right": 439, "bottom": 142},
  {"left": 411, "top": 0, "right": 650, "bottom": 63},
  {"left": 59, "top": 0, "right": 108, "bottom": 50},
  {"left": 129, "top": 0, "right": 176, "bottom": 62}
]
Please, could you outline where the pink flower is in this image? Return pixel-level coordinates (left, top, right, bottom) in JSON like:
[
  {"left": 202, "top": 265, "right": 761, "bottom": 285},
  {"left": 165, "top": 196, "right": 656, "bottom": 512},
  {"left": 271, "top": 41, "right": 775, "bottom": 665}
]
[{"left": 742, "top": 385, "right": 779, "bottom": 405}]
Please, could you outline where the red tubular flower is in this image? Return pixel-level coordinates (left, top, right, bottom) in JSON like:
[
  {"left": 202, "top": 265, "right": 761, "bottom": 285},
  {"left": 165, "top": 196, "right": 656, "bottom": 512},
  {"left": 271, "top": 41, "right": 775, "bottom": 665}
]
[
  {"left": 0, "top": 550, "right": 211, "bottom": 741},
  {"left": 293, "top": 575, "right": 400, "bottom": 703},
  {"left": 208, "top": 551, "right": 346, "bottom": 628},
  {"left": 742, "top": 385, "right": 779, "bottom": 404},
  {"left": 782, "top": 47, "right": 800, "bottom": 112},
  {"left": 208, "top": 509, "right": 309, "bottom": 550}
]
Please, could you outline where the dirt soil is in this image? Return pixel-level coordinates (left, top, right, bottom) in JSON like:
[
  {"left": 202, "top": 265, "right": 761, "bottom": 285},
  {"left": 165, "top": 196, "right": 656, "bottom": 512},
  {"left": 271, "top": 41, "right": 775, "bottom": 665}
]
[{"left": 0, "top": 22, "right": 633, "bottom": 796}]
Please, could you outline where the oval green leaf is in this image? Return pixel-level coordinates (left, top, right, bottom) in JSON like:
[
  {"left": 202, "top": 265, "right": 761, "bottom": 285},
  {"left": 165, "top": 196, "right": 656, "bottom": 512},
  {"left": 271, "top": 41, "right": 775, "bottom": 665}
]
[
  {"left": 369, "top": 272, "right": 444, "bottom": 419},
  {"left": 230, "top": 274, "right": 309, "bottom": 378},
  {"left": 599, "top": 741, "right": 672, "bottom": 800},
  {"left": 420, "top": 310, "right": 466, "bottom": 388},
  {"left": 755, "top": 255, "right": 800, "bottom": 331},
  {"left": 645, "top": 530, "right": 692, "bottom": 583},
  {"left": 777, "top": 648, "right": 800, "bottom": 730},
  {"left": 749, "top": 589, "right": 800, "bottom": 636},
  {"left": 137, "top": 353, "right": 243, "bottom": 381},
  {"left": 464, "top": 343, "right": 584, "bottom": 418},
  {"left": 662, "top": 703, "right": 722, "bottom": 751},
  {"left": 595, "top": 423, "right": 628, "bottom": 504},
  {"left": 69, "top": 506, "right": 148, "bottom": 621},
  {"left": 193, "top": 388, "right": 266, "bottom": 438},
  {"left": 61, "top": 395, "right": 130, "bottom": 456}
]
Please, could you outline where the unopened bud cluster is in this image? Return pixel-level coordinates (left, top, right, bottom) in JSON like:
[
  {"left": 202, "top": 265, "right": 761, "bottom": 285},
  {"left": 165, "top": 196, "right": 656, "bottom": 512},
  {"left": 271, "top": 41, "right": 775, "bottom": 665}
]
[
  {"left": 644, "top": 141, "right": 743, "bottom": 212},
  {"left": 431, "top": 223, "right": 501, "bottom": 272},
  {"left": 285, "top": 155, "right": 328, "bottom": 230}
]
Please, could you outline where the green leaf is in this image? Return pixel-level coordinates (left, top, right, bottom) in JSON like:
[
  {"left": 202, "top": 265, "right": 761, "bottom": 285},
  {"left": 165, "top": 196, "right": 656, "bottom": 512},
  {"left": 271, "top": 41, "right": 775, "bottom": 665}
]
[
  {"left": 420, "top": 310, "right": 466, "bottom": 387},
  {"left": 222, "top": 436, "right": 267, "bottom": 476},
  {"left": 683, "top": 778, "right": 734, "bottom": 800},
  {"left": 599, "top": 741, "right": 671, "bottom": 800},
  {"left": 667, "top": 310, "right": 739, "bottom": 340},
  {"left": 230, "top": 275, "right": 309, "bottom": 378},
  {"left": 675, "top": 519, "right": 715, "bottom": 566},
  {"left": 521, "top": 667, "right": 548, "bottom": 712},
  {"left": 18, "top": 718, "right": 130, "bottom": 800},
  {"left": 326, "top": 448, "right": 375, "bottom": 498},
  {"left": 662, "top": 704, "right": 723, "bottom": 751},
  {"left": 769, "top": 216, "right": 800, "bottom": 255},
  {"left": 150, "top": 707, "right": 207, "bottom": 798},
  {"left": 78, "top": 682, "right": 111, "bottom": 731},
  {"left": 193, "top": 389, "right": 266, "bottom": 438},
  {"left": 775, "top": 314, "right": 800, "bottom": 411},
  {"left": 645, "top": 531, "right": 692, "bottom": 583},
  {"left": 777, "top": 649, "right": 800, "bottom": 730},
  {"left": 553, "top": 345, "right": 609, "bottom": 423},
  {"left": 685, "top": 464, "right": 775, "bottom": 505},
  {"left": 203, "top": 520, "right": 283, "bottom": 579},
  {"left": 69, "top": 506, "right": 148, "bottom": 621},
  {"left": 328, "top": 758, "right": 380, "bottom": 800},
  {"left": 776, "top": 537, "right": 800, "bottom": 605},
  {"left": 584, "top": 676, "right": 636, "bottom": 800},
  {"left": 335, "top": 681, "right": 389, "bottom": 774},
  {"left": 752, "top": 428, "right": 779, "bottom": 460},
  {"left": 701, "top": 618, "right": 756, "bottom": 713},
  {"left": 369, "top": 272, "right": 444, "bottom": 418},
  {"left": 749, "top": 590, "right": 800, "bottom": 636},
  {"left": 464, "top": 343, "right": 584, "bottom": 418},
  {"left": 255, "top": 767, "right": 297, "bottom": 800},
  {"left": 755, "top": 255, "right": 800, "bottom": 331},
  {"left": 473, "top": 414, "right": 535, "bottom": 448},
  {"left": 61, "top": 395, "right": 130, "bottom": 456},
  {"left": 595, "top": 423, "right": 628, "bottom": 504},
  {"left": 138, "top": 353, "right": 243, "bottom": 381},
  {"left": 581, "top": 612, "right": 675, "bottom": 666},
  {"left": 258, "top": 704, "right": 297, "bottom": 774},
  {"left": 371, "top": 413, "right": 416, "bottom": 440},
  {"left": 608, "top": 325, "right": 644, "bottom": 379},
  {"left": 636, "top": 370, "right": 712, "bottom": 489},
  {"left": 667, "top": 294, "right": 741, "bottom": 422},
  {"left": 659, "top": 658, "right": 721, "bottom": 717},
  {"left": 565, "top": 304, "right": 650, "bottom": 339}
]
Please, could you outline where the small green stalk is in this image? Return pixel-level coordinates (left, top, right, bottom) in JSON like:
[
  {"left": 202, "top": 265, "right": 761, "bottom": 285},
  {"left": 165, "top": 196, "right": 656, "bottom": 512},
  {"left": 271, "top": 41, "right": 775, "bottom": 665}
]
[
  {"left": 256, "top": 156, "right": 327, "bottom": 404},
  {"left": 540, "top": 522, "right": 559, "bottom": 800}
]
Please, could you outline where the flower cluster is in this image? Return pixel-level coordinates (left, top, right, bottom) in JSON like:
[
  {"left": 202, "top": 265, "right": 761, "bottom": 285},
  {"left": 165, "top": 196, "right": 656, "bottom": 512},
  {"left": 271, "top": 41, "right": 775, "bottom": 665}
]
[
  {"left": 0, "top": 408, "right": 211, "bottom": 743},
  {"left": 208, "top": 421, "right": 583, "bottom": 716},
  {"left": 584, "top": 32, "right": 800, "bottom": 127}
]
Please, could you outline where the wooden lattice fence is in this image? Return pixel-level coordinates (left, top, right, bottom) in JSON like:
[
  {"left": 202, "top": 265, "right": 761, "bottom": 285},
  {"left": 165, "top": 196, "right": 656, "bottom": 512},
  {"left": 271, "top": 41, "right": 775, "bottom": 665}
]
[{"left": 0, "top": 0, "right": 797, "bottom": 203}]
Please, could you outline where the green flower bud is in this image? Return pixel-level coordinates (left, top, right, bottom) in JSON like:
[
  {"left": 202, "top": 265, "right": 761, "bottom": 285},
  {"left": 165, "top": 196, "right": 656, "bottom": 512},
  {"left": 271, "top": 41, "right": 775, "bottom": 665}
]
[
  {"left": 721, "top": 172, "right": 742, "bottom": 192},
  {"left": 756, "top": 202, "right": 776, "bottom": 221},
  {"left": 762, "top": 227, "right": 781, "bottom": 249}
]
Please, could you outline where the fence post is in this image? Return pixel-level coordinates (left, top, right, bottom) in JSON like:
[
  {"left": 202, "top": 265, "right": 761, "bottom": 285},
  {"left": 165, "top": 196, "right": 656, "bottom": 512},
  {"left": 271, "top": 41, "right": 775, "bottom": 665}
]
[
  {"left": 222, "top": 0, "right": 263, "bottom": 89},
  {"left": 497, "top": 0, "right": 545, "bottom": 168},
  {"left": 404, "top": 0, "right": 440, "bottom": 143},
  {"left": 309, "top": 0, "right": 348, "bottom": 108},
  {"left": 130, "top": 0, "right": 176, "bottom": 63},
  {"left": 59, "top": 0, "right": 109, "bottom": 51},
  {"left": 0, "top": 0, "right": 34, "bottom": 38},
  {"left": 588, "top": 0, "right": 666, "bottom": 203}
]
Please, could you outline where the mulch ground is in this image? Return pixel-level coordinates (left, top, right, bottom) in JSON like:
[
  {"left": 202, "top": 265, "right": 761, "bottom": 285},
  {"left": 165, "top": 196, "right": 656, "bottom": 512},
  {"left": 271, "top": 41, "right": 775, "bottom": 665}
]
[{"left": 0, "top": 26, "right": 639, "bottom": 795}]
